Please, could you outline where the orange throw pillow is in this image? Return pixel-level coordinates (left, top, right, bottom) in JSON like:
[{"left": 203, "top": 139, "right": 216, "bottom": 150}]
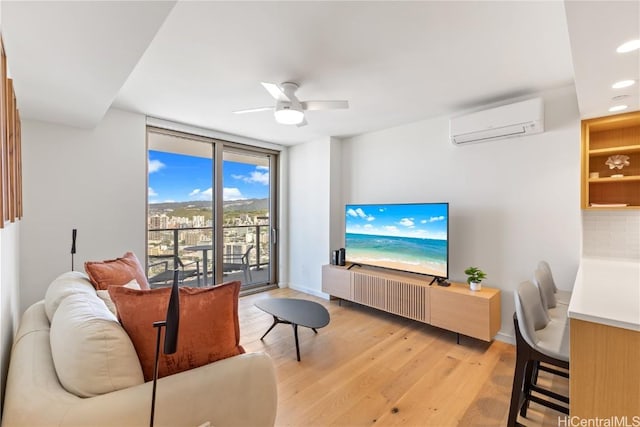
[
  {"left": 108, "top": 281, "right": 244, "bottom": 381},
  {"left": 85, "top": 252, "right": 150, "bottom": 290}
]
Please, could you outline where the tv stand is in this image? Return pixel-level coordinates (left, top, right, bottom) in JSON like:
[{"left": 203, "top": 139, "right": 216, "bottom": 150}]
[{"left": 321, "top": 264, "right": 501, "bottom": 342}]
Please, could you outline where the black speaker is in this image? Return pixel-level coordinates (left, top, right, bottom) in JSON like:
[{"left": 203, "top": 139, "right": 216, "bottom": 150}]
[
  {"left": 331, "top": 250, "right": 339, "bottom": 265},
  {"left": 338, "top": 248, "right": 346, "bottom": 266}
]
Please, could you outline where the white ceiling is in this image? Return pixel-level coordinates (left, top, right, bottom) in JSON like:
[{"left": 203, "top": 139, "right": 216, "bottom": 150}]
[{"left": 1, "top": 1, "right": 638, "bottom": 146}]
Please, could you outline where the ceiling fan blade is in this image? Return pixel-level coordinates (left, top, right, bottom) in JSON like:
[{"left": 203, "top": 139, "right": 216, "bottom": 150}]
[
  {"left": 233, "top": 106, "right": 273, "bottom": 114},
  {"left": 261, "top": 82, "right": 290, "bottom": 101},
  {"left": 296, "top": 117, "right": 308, "bottom": 128},
  {"left": 301, "top": 100, "right": 349, "bottom": 111}
]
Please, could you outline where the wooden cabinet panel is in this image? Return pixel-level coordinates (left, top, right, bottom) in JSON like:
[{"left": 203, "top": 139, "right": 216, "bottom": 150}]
[
  {"left": 321, "top": 264, "right": 351, "bottom": 300},
  {"left": 430, "top": 283, "right": 501, "bottom": 341},
  {"left": 570, "top": 319, "right": 640, "bottom": 418}
]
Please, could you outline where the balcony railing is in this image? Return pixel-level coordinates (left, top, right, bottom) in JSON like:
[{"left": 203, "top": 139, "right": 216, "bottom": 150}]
[{"left": 147, "top": 225, "right": 270, "bottom": 287}]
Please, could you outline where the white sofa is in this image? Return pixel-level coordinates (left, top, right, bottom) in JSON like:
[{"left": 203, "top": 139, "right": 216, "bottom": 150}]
[{"left": 2, "top": 272, "right": 278, "bottom": 427}]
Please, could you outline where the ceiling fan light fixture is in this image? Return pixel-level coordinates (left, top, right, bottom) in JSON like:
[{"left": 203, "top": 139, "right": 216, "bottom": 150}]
[{"left": 274, "top": 106, "right": 304, "bottom": 125}]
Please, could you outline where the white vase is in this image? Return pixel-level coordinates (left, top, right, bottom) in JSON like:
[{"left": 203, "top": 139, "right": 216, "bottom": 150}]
[{"left": 470, "top": 282, "right": 482, "bottom": 291}]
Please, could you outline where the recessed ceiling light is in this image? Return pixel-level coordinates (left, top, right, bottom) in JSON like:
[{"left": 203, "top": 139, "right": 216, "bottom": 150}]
[
  {"left": 612, "top": 80, "right": 635, "bottom": 89},
  {"left": 617, "top": 39, "right": 640, "bottom": 53},
  {"left": 609, "top": 105, "right": 628, "bottom": 112},
  {"left": 612, "top": 95, "right": 630, "bottom": 101}
]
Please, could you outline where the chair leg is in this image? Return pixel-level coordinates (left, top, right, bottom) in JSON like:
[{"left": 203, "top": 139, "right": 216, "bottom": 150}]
[
  {"left": 508, "top": 346, "right": 528, "bottom": 427},
  {"left": 520, "top": 360, "right": 535, "bottom": 417}
]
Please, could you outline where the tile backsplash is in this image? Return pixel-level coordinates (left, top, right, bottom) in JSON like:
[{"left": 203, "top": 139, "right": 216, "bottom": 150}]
[{"left": 582, "top": 210, "right": 640, "bottom": 260}]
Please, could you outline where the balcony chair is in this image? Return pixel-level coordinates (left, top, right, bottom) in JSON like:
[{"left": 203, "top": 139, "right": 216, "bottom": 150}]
[
  {"left": 223, "top": 245, "right": 254, "bottom": 284},
  {"left": 508, "top": 280, "right": 570, "bottom": 427},
  {"left": 148, "top": 256, "right": 201, "bottom": 288}
]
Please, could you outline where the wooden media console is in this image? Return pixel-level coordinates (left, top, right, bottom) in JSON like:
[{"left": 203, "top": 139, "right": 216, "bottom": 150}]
[{"left": 322, "top": 264, "right": 501, "bottom": 342}]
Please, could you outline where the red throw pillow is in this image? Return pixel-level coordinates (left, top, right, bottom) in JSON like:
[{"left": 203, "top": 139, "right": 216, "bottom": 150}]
[
  {"left": 108, "top": 281, "right": 244, "bottom": 381},
  {"left": 85, "top": 252, "right": 150, "bottom": 290}
]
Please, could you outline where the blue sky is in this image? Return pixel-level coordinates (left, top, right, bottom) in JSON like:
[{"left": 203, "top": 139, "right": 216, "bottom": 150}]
[
  {"left": 346, "top": 203, "right": 448, "bottom": 240},
  {"left": 148, "top": 150, "right": 269, "bottom": 203}
]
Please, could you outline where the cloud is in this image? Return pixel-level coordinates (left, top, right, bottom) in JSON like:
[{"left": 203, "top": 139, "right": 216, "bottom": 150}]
[
  {"left": 399, "top": 218, "right": 414, "bottom": 227},
  {"left": 232, "top": 167, "right": 269, "bottom": 185},
  {"left": 347, "top": 207, "right": 375, "bottom": 221},
  {"left": 223, "top": 187, "right": 244, "bottom": 201},
  {"left": 163, "top": 199, "right": 175, "bottom": 203},
  {"left": 148, "top": 159, "right": 165, "bottom": 173},
  {"left": 384, "top": 225, "right": 399, "bottom": 233},
  {"left": 428, "top": 216, "right": 445, "bottom": 222},
  {"left": 148, "top": 187, "right": 158, "bottom": 197},
  {"left": 187, "top": 188, "right": 213, "bottom": 200},
  {"left": 364, "top": 224, "right": 373, "bottom": 229},
  {"left": 256, "top": 165, "right": 269, "bottom": 171}
]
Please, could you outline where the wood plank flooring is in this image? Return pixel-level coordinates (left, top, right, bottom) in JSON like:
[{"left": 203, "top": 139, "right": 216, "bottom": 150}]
[{"left": 239, "top": 288, "right": 568, "bottom": 427}]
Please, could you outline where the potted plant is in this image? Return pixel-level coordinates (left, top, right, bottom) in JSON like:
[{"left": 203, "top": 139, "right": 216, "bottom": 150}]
[{"left": 464, "top": 266, "right": 487, "bottom": 291}]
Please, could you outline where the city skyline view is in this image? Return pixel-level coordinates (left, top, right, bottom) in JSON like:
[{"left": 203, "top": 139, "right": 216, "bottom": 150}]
[{"left": 148, "top": 150, "right": 270, "bottom": 204}]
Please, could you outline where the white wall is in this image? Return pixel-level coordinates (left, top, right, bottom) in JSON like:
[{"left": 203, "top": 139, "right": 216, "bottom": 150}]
[
  {"left": 19, "top": 108, "right": 146, "bottom": 311},
  {"left": 287, "top": 137, "right": 332, "bottom": 296},
  {"left": 336, "top": 86, "right": 581, "bottom": 341},
  {"left": 0, "top": 222, "right": 20, "bottom": 415}
]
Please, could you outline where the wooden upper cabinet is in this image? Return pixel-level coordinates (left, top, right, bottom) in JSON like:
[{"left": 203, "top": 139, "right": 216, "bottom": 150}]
[{"left": 581, "top": 111, "right": 640, "bottom": 209}]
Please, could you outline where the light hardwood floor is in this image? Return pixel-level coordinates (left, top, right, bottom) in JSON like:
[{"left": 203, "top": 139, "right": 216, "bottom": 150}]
[{"left": 239, "top": 288, "right": 568, "bottom": 427}]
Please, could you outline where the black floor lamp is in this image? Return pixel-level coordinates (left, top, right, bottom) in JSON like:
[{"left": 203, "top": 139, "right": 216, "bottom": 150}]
[
  {"left": 71, "top": 229, "right": 77, "bottom": 271},
  {"left": 150, "top": 269, "right": 180, "bottom": 427}
]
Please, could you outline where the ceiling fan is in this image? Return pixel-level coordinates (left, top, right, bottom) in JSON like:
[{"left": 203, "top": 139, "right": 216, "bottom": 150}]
[{"left": 234, "top": 82, "right": 349, "bottom": 126}]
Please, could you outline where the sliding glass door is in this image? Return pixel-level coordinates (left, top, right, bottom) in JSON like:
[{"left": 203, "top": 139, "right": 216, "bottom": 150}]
[
  {"left": 222, "top": 149, "right": 276, "bottom": 288},
  {"left": 146, "top": 128, "right": 278, "bottom": 290}
]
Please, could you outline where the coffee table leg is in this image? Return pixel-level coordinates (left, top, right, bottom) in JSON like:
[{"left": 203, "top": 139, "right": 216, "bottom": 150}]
[
  {"left": 260, "top": 315, "right": 280, "bottom": 341},
  {"left": 312, "top": 328, "right": 318, "bottom": 334},
  {"left": 293, "top": 323, "right": 300, "bottom": 362}
]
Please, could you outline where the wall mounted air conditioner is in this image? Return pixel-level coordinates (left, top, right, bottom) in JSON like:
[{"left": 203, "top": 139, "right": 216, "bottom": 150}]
[{"left": 450, "top": 97, "right": 544, "bottom": 145}]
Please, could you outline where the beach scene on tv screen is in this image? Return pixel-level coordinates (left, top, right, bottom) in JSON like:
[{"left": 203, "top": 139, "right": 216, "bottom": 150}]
[{"left": 345, "top": 203, "right": 448, "bottom": 277}]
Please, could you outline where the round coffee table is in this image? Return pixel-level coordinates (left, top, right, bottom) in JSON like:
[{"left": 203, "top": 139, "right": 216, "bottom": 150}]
[{"left": 255, "top": 298, "right": 330, "bottom": 361}]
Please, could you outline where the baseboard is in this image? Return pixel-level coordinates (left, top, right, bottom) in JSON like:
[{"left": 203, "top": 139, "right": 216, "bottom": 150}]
[
  {"left": 494, "top": 330, "right": 515, "bottom": 345},
  {"left": 288, "top": 283, "right": 329, "bottom": 300}
]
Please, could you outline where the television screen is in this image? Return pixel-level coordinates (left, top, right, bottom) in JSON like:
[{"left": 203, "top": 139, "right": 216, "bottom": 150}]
[{"left": 345, "top": 202, "right": 448, "bottom": 278}]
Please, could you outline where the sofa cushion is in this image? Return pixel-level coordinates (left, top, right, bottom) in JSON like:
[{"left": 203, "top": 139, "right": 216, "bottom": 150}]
[
  {"left": 96, "top": 279, "right": 141, "bottom": 316},
  {"left": 109, "top": 281, "right": 245, "bottom": 381},
  {"left": 84, "top": 252, "right": 150, "bottom": 291},
  {"left": 44, "top": 271, "right": 96, "bottom": 322},
  {"left": 50, "top": 293, "right": 144, "bottom": 397}
]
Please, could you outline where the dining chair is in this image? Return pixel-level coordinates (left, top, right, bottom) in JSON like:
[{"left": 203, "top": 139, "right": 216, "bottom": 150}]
[{"left": 508, "top": 280, "right": 570, "bottom": 426}]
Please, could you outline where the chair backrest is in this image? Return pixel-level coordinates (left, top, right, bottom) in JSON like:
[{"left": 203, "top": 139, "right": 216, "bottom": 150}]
[
  {"left": 533, "top": 267, "right": 557, "bottom": 309},
  {"left": 537, "top": 261, "right": 558, "bottom": 292},
  {"left": 514, "top": 280, "right": 550, "bottom": 350},
  {"left": 241, "top": 245, "right": 254, "bottom": 264}
]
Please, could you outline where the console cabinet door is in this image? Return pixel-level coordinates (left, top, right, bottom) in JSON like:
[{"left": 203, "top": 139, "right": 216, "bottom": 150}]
[
  {"left": 322, "top": 265, "right": 352, "bottom": 300},
  {"left": 430, "top": 284, "right": 500, "bottom": 341}
]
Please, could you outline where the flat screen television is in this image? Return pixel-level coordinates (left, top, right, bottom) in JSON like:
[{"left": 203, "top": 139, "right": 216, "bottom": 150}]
[{"left": 345, "top": 202, "right": 449, "bottom": 278}]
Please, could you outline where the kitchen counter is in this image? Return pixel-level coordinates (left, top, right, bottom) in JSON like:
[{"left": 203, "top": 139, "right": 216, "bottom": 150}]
[
  {"left": 568, "top": 256, "right": 640, "bottom": 418},
  {"left": 568, "top": 257, "right": 640, "bottom": 331}
]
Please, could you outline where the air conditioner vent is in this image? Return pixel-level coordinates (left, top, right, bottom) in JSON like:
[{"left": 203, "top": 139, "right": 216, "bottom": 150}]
[{"left": 450, "top": 98, "right": 544, "bottom": 145}]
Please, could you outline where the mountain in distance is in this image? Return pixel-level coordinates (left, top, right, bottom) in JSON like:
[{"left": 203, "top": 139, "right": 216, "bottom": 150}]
[{"left": 149, "top": 198, "right": 268, "bottom": 216}]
